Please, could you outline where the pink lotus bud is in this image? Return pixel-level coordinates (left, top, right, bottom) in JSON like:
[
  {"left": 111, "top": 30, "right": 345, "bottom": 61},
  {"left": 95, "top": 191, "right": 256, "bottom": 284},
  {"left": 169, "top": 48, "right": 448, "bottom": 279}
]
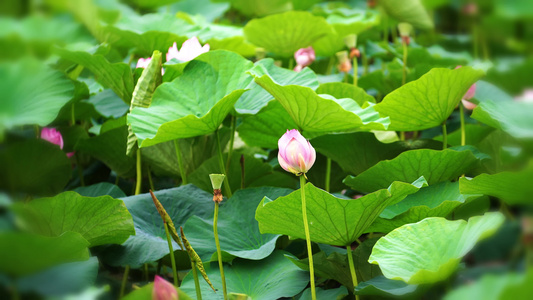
[
  {"left": 516, "top": 89, "right": 533, "bottom": 103},
  {"left": 152, "top": 275, "right": 178, "bottom": 300},
  {"left": 461, "top": 99, "right": 477, "bottom": 110},
  {"left": 136, "top": 57, "right": 152, "bottom": 69},
  {"left": 40, "top": 127, "right": 64, "bottom": 149},
  {"left": 294, "top": 65, "right": 303, "bottom": 72},
  {"left": 166, "top": 37, "right": 209, "bottom": 62},
  {"left": 278, "top": 129, "right": 316, "bottom": 176},
  {"left": 294, "top": 47, "right": 315, "bottom": 69},
  {"left": 336, "top": 50, "right": 352, "bottom": 73}
]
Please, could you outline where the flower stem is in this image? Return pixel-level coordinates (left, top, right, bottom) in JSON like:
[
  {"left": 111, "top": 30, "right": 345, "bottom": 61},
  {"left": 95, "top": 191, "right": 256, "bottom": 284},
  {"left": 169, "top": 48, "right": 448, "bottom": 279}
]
[
  {"left": 399, "top": 131, "right": 405, "bottom": 141},
  {"left": 120, "top": 265, "right": 130, "bottom": 298},
  {"left": 460, "top": 104, "right": 466, "bottom": 146},
  {"left": 353, "top": 56, "right": 358, "bottom": 86},
  {"left": 164, "top": 222, "right": 179, "bottom": 287},
  {"left": 147, "top": 165, "right": 155, "bottom": 191},
  {"left": 174, "top": 140, "right": 187, "bottom": 185},
  {"left": 215, "top": 129, "right": 232, "bottom": 198},
  {"left": 325, "top": 158, "right": 331, "bottom": 193},
  {"left": 191, "top": 261, "right": 202, "bottom": 300},
  {"left": 213, "top": 202, "right": 228, "bottom": 300},
  {"left": 402, "top": 40, "right": 408, "bottom": 85},
  {"left": 346, "top": 245, "right": 360, "bottom": 300},
  {"left": 135, "top": 149, "right": 142, "bottom": 195},
  {"left": 225, "top": 115, "right": 236, "bottom": 173},
  {"left": 442, "top": 122, "right": 448, "bottom": 150},
  {"left": 300, "top": 175, "right": 316, "bottom": 300}
]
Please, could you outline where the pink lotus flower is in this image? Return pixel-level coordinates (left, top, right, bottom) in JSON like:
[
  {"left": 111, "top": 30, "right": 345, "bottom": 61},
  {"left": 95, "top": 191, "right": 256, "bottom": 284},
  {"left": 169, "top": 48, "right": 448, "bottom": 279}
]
[
  {"left": 166, "top": 37, "right": 210, "bottom": 62},
  {"left": 278, "top": 129, "right": 316, "bottom": 176},
  {"left": 41, "top": 127, "right": 64, "bottom": 149},
  {"left": 136, "top": 57, "right": 152, "bottom": 69},
  {"left": 40, "top": 127, "right": 75, "bottom": 157},
  {"left": 515, "top": 89, "right": 533, "bottom": 103},
  {"left": 293, "top": 47, "right": 315, "bottom": 72},
  {"left": 456, "top": 65, "right": 477, "bottom": 110},
  {"left": 152, "top": 275, "right": 178, "bottom": 300}
]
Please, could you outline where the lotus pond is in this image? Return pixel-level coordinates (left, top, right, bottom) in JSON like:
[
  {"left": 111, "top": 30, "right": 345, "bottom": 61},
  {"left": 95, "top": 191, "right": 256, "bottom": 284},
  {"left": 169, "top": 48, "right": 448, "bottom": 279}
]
[{"left": 1, "top": 0, "right": 533, "bottom": 299}]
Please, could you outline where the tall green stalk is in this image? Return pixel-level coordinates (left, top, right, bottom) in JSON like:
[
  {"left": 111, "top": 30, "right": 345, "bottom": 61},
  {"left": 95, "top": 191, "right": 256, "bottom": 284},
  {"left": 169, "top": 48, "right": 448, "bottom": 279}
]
[
  {"left": 346, "top": 245, "right": 360, "bottom": 300},
  {"left": 300, "top": 176, "right": 316, "bottom": 300},
  {"left": 120, "top": 265, "right": 130, "bottom": 298},
  {"left": 213, "top": 202, "right": 228, "bottom": 300},
  {"left": 225, "top": 115, "right": 236, "bottom": 172},
  {"left": 215, "top": 129, "right": 232, "bottom": 198},
  {"left": 174, "top": 140, "right": 187, "bottom": 185},
  {"left": 191, "top": 261, "right": 202, "bottom": 300},
  {"left": 164, "top": 222, "right": 178, "bottom": 287},
  {"left": 135, "top": 149, "right": 142, "bottom": 195},
  {"left": 353, "top": 56, "right": 358, "bottom": 86},
  {"left": 402, "top": 41, "right": 408, "bottom": 85},
  {"left": 442, "top": 122, "right": 448, "bottom": 150},
  {"left": 325, "top": 158, "right": 331, "bottom": 193},
  {"left": 460, "top": 104, "right": 466, "bottom": 146}
]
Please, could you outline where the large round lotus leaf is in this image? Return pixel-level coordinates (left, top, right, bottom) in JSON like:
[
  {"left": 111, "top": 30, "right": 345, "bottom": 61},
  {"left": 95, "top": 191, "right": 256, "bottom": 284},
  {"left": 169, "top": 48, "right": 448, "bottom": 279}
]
[
  {"left": 13, "top": 191, "right": 134, "bottom": 247},
  {"left": 183, "top": 187, "right": 292, "bottom": 261},
  {"left": 248, "top": 64, "right": 390, "bottom": 134},
  {"left": 180, "top": 251, "right": 309, "bottom": 300},
  {"left": 368, "top": 181, "right": 484, "bottom": 233},
  {"left": 374, "top": 67, "right": 484, "bottom": 131},
  {"left": 236, "top": 58, "right": 319, "bottom": 115},
  {"left": 343, "top": 148, "right": 481, "bottom": 194},
  {"left": 0, "top": 231, "right": 90, "bottom": 277},
  {"left": 459, "top": 168, "right": 533, "bottom": 205},
  {"left": 0, "top": 139, "right": 72, "bottom": 196},
  {"left": 128, "top": 50, "right": 253, "bottom": 147},
  {"left": 380, "top": 0, "right": 434, "bottom": 30},
  {"left": 243, "top": 11, "right": 334, "bottom": 57},
  {"left": 0, "top": 58, "right": 74, "bottom": 133},
  {"left": 368, "top": 212, "right": 505, "bottom": 284},
  {"left": 472, "top": 99, "right": 533, "bottom": 140},
  {"left": 256, "top": 178, "right": 426, "bottom": 246},
  {"left": 99, "top": 185, "right": 214, "bottom": 267}
]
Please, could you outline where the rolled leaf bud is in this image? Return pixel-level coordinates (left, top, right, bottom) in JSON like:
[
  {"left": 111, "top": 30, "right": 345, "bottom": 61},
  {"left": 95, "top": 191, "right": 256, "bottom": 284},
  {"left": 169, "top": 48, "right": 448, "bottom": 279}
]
[
  {"left": 278, "top": 129, "right": 316, "bottom": 176},
  {"left": 209, "top": 174, "right": 225, "bottom": 203},
  {"left": 152, "top": 275, "right": 178, "bottom": 300},
  {"left": 343, "top": 34, "right": 357, "bottom": 49},
  {"left": 336, "top": 50, "right": 352, "bottom": 73}
]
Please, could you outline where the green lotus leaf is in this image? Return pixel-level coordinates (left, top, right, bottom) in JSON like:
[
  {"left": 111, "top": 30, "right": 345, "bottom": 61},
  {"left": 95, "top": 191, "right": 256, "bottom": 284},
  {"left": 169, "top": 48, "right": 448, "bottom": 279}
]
[
  {"left": 0, "top": 58, "right": 74, "bottom": 133},
  {"left": 471, "top": 99, "right": 533, "bottom": 140},
  {"left": 183, "top": 187, "right": 292, "bottom": 261},
  {"left": 0, "top": 139, "right": 72, "bottom": 196},
  {"left": 13, "top": 191, "right": 134, "bottom": 247},
  {"left": 297, "top": 287, "right": 348, "bottom": 300},
  {"left": 236, "top": 58, "right": 319, "bottom": 115},
  {"left": 256, "top": 178, "right": 427, "bottom": 246},
  {"left": 0, "top": 232, "right": 90, "bottom": 277},
  {"left": 128, "top": 50, "right": 253, "bottom": 148},
  {"left": 459, "top": 168, "right": 533, "bottom": 205},
  {"left": 368, "top": 212, "right": 505, "bottom": 284},
  {"left": 381, "top": 0, "right": 434, "bottom": 30},
  {"left": 73, "top": 182, "right": 127, "bottom": 198},
  {"left": 249, "top": 65, "right": 390, "bottom": 134},
  {"left": 243, "top": 11, "right": 334, "bottom": 57},
  {"left": 99, "top": 185, "right": 214, "bottom": 267},
  {"left": 355, "top": 275, "right": 419, "bottom": 297},
  {"left": 312, "top": 132, "right": 441, "bottom": 175},
  {"left": 327, "top": 11, "right": 380, "bottom": 37},
  {"left": 374, "top": 67, "right": 484, "bottom": 131},
  {"left": 316, "top": 82, "right": 375, "bottom": 105},
  {"left": 180, "top": 251, "right": 309, "bottom": 300},
  {"left": 55, "top": 47, "right": 133, "bottom": 104},
  {"left": 228, "top": 0, "right": 292, "bottom": 17},
  {"left": 344, "top": 148, "right": 481, "bottom": 193},
  {"left": 368, "top": 181, "right": 484, "bottom": 233}
]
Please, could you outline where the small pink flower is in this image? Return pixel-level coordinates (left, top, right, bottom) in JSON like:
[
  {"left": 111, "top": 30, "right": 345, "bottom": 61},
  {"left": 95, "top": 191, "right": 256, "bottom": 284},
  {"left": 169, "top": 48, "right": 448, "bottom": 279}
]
[
  {"left": 278, "top": 129, "right": 316, "bottom": 176},
  {"left": 166, "top": 37, "right": 210, "bottom": 62},
  {"left": 293, "top": 47, "right": 315, "bottom": 72},
  {"left": 136, "top": 57, "right": 152, "bottom": 69},
  {"left": 152, "top": 275, "right": 178, "bottom": 300},
  {"left": 461, "top": 99, "right": 477, "bottom": 110},
  {"left": 41, "top": 128, "right": 64, "bottom": 149}
]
